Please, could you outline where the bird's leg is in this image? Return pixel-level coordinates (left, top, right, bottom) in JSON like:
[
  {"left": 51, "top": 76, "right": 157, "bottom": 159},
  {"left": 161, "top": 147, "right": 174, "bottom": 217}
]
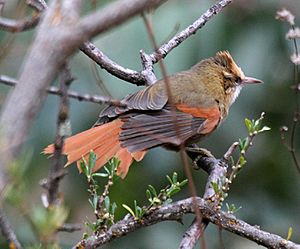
[{"left": 185, "top": 144, "right": 218, "bottom": 174}]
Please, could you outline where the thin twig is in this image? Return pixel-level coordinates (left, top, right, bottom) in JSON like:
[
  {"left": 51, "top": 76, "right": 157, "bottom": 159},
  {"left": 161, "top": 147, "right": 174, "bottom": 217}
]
[
  {"left": 141, "top": 12, "right": 206, "bottom": 248},
  {"left": 0, "top": 5, "right": 42, "bottom": 32},
  {"left": 26, "top": 0, "right": 47, "bottom": 12},
  {"left": 0, "top": 207, "right": 23, "bottom": 249},
  {"left": 148, "top": 0, "right": 233, "bottom": 64},
  {"left": 45, "top": 65, "right": 73, "bottom": 206},
  {"left": 276, "top": 9, "right": 300, "bottom": 174},
  {"left": 289, "top": 23, "right": 300, "bottom": 173},
  {"left": 57, "top": 223, "right": 82, "bottom": 233},
  {"left": 73, "top": 197, "right": 300, "bottom": 249},
  {"left": 0, "top": 74, "right": 125, "bottom": 106}
]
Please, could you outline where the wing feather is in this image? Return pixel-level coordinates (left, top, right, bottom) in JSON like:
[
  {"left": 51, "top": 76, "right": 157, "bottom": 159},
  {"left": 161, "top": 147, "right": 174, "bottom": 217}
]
[
  {"left": 119, "top": 108, "right": 205, "bottom": 152},
  {"left": 97, "top": 83, "right": 168, "bottom": 124}
]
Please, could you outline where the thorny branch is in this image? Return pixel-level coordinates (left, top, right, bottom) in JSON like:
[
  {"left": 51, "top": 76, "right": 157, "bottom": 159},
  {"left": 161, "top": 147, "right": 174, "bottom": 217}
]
[
  {"left": 0, "top": 74, "right": 125, "bottom": 106},
  {"left": 73, "top": 196, "right": 300, "bottom": 249}
]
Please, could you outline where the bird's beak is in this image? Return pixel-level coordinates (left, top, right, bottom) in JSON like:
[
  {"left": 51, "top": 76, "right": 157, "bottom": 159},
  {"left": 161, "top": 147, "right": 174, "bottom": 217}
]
[{"left": 242, "top": 76, "right": 263, "bottom": 84}]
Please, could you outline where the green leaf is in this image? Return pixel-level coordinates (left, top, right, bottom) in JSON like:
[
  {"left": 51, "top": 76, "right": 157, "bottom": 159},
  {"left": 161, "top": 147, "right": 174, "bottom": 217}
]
[
  {"left": 146, "top": 189, "right": 152, "bottom": 201},
  {"left": 89, "top": 195, "right": 98, "bottom": 211},
  {"left": 239, "top": 155, "right": 247, "bottom": 167},
  {"left": 134, "top": 200, "right": 139, "bottom": 216},
  {"left": 92, "top": 172, "right": 109, "bottom": 178},
  {"left": 211, "top": 181, "right": 219, "bottom": 194},
  {"left": 103, "top": 166, "right": 110, "bottom": 175},
  {"left": 167, "top": 186, "right": 180, "bottom": 196},
  {"left": 108, "top": 157, "right": 120, "bottom": 175},
  {"left": 172, "top": 172, "right": 178, "bottom": 183},
  {"left": 287, "top": 227, "right": 293, "bottom": 240},
  {"left": 258, "top": 126, "right": 271, "bottom": 133},
  {"left": 104, "top": 196, "right": 110, "bottom": 212},
  {"left": 111, "top": 203, "right": 117, "bottom": 215},
  {"left": 244, "top": 118, "right": 253, "bottom": 133},
  {"left": 226, "top": 203, "right": 242, "bottom": 214},
  {"left": 80, "top": 160, "right": 88, "bottom": 176},
  {"left": 134, "top": 201, "right": 144, "bottom": 218},
  {"left": 166, "top": 175, "right": 173, "bottom": 185},
  {"left": 122, "top": 204, "right": 135, "bottom": 217},
  {"left": 179, "top": 179, "right": 188, "bottom": 187},
  {"left": 239, "top": 137, "right": 249, "bottom": 151},
  {"left": 152, "top": 197, "right": 161, "bottom": 204},
  {"left": 148, "top": 185, "right": 157, "bottom": 197},
  {"left": 88, "top": 151, "right": 97, "bottom": 176}
]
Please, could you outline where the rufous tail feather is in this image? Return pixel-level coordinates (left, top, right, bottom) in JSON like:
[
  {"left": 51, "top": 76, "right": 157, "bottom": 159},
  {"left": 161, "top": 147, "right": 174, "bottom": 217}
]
[{"left": 43, "top": 119, "right": 146, "bottom": 178}]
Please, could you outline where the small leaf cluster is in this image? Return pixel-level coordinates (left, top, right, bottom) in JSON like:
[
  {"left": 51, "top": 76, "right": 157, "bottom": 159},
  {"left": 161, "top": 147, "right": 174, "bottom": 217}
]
[
  {"left": 80, "top": 151, "right": 119, "bottom": 233},
  {"left": 123, "top": 172, "right": 187, "bottom": 220},
  {"left": 147, "top": 172, "right": 188, "bottom": 206},
  {"left": 3, "top": 151, "right": 70, "bottom": 246},
  {"left": 244, "top": 112, "right": 271, "bottom": 137},
  {"left": 225, "top": 203, "right": 241, "bottom": 214},
  {"left": 31, "top": 205, "right": 69, "bottom": 242},
  {"left": 237, "top": 113, "right": 270, "bottom": 171},
  {"left": 222, "top": 113, "right": 270, "bottom": 205}
]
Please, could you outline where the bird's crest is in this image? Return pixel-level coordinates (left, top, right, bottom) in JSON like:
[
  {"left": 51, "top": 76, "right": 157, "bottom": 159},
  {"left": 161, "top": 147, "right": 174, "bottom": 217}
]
[{"left": 214, "top": 51, "right": 244, "bottom": 78}]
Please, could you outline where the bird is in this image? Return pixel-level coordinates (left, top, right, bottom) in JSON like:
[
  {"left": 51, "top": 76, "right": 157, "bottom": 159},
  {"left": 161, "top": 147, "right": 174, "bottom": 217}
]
[{"left": 44, "top": 51, "right": 262, "bottom": 178}]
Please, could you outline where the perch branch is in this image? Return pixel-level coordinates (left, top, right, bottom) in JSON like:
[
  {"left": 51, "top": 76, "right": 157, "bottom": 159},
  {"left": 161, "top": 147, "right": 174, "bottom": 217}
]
[
  {"left": 180, "top": 146, "right": 228, "bottom": 249},
  {"left": 73, "top": 197, "right": 300, "bottom": 249}
]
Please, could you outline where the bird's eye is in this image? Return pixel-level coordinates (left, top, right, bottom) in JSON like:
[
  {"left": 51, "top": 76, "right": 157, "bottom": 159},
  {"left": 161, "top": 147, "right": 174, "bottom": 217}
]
[{"left": 236, "top": 77, "right": 242, "bottom": 84}]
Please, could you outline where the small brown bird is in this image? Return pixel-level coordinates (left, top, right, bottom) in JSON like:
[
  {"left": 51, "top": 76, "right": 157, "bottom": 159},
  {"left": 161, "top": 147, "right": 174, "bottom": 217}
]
[{"left": 44, "top": 51, "right": 262, "bottom": 177}]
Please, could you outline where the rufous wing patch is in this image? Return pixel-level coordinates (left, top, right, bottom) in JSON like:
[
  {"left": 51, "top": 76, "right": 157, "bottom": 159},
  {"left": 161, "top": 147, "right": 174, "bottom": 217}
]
[{"left": 175, "top": 104, "right": 221, "bottom": 134}]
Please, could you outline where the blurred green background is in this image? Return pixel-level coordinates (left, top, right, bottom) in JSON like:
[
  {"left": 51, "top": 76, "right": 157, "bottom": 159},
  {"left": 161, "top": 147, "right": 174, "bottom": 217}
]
[{"left": 0, "top": 0, "right": 300, "bottom": 248}]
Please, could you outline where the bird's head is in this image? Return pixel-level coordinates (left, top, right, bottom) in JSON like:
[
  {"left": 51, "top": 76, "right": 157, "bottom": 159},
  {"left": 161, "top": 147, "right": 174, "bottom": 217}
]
[{"left": 198, "top": 51, "right": 263, "bottom": 105}]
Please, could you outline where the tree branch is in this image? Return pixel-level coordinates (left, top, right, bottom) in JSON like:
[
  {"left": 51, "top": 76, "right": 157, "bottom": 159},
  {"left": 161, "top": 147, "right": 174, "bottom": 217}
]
[
  {"left": 73, "top": 197, "right": 300, "bottom": 249},
  {"left": 80, "top": 41, "right": 147, "bottom": 86},
  {"left": 0, "top": 0, "right": 168, "bottom": 193},
  {"left": 148, "top": 0, "right": 232, "bottom": 64},
  {"left": 79, "top": 0, "right": 167, "bottom": 38},
  {"left": 0, "top": 74, "right": 125, "bottom": 106},
  {"left": 0, "top": 0, "right": 46, "bottom": 32},
  {"left": 0, "top": 207, "right": 23, "bottom": 249},
  {"left": 180, "top": 146, "right": 227, "bottom": 249},
  {"left": 43, "top": 65, "right": 72, "bottom": 206}
]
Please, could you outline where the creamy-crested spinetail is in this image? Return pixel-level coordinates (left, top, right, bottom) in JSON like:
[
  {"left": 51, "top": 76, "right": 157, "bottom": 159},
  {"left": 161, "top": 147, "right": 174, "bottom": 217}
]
[{"left": 44, "top": 51, "right": 262, "bottom": 177}]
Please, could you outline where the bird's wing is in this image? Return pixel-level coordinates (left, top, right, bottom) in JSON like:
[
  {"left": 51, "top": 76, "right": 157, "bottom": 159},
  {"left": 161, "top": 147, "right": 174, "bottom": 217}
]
[
  {"left": 97, "top": 82, "right": 168, "bottom": 124},
  {"left": 119, "top": 104, "right": 221, "bottom": 152}
]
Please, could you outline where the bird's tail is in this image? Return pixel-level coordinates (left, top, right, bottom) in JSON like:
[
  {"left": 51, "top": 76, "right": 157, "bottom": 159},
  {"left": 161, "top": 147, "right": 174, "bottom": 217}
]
[{"left": 43, "top": 119, "right": 146, "bottom": 178}]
